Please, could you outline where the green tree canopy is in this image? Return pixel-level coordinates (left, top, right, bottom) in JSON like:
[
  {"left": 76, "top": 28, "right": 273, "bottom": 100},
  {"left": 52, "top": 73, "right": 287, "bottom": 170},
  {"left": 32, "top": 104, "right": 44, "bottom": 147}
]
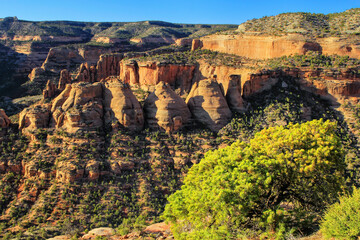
[{"left": 163, "top": 119, "right": 347, "bottom": 239}]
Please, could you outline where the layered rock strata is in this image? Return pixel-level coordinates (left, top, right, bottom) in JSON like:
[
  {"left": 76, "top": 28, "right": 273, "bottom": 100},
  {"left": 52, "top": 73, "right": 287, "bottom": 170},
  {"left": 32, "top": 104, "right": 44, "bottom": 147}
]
[{"left": 197, "top": 34, "right": 360, "bottom": 60}]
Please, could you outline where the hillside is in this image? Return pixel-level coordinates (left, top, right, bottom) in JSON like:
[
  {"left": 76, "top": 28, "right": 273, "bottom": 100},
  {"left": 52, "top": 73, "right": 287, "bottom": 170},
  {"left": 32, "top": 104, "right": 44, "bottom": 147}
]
[
  {"left": 237, "top": 8, "right": 360, "bottom": 37},
  {"left": 1, "top": 8, "right": 360, "bottom": 240}
]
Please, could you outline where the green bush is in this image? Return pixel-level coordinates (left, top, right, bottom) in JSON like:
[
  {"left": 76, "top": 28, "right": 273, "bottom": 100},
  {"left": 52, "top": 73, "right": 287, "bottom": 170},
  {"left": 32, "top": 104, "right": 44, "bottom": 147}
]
[
  {"left": 162, "top": 119, "right": 347, "bottom": 239},
  {"left": 321, "top": 188, "right": 360, "bottom": 239}
]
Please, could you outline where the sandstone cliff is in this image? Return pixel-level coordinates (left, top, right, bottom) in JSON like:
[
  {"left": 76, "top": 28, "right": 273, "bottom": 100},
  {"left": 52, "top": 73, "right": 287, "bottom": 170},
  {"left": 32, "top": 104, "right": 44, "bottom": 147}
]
[
  {"left": 197, "top": 34, "right": 321, "bottom": 59},
  {"left": 197, "top": 34, "right": 360, "bottom": 60}
]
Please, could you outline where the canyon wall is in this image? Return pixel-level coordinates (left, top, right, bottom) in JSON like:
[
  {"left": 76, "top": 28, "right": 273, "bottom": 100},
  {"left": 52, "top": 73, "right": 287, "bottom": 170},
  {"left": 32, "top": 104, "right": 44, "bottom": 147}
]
[{"left": 197, "top": 34, "right": 360, "bottom": 59}]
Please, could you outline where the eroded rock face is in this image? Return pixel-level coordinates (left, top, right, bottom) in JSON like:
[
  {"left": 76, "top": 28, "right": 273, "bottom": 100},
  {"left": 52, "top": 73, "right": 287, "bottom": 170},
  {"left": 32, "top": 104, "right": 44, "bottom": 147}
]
[
  {"left": 75, "top": 62, "right": 97, "bottom": 83},
  {"left": 19, "top": 105, "right": 50, "bottom": 132},
  {"left": 103, "top": 78, "right": 144, "bottom": 131},
  {"left": 58, "top": 69, "right": 71, "bottom": 91},
  {"left": 96, "top": 53, "right": 123, "bottom": 82},
  {"left": 199, "top": 34, "right": 321, "bottom": 59},
  {"left": 51, "top": 82, "right": 104, "bottom": 133},
  {"left": 144, "top": 82, "right": 191, "bottom": 132},
  {"left": 43, "top": 80, "right": 57, "bottom": 99},
  {"left": 56, "top": 161, "right": 84, "bottom": 183},
  {"left": 186, "top": 79, "right": 231, "bottom": 131},
  {"left": 0, "top": 109, "right": 11, "bottom": 128},
  {"left": 119, "top": 60, "right": 196, "bottom": 92},
  {"left": 119, "top": 60, "right": 139, "bottom": 85},
  {"left": 225, "top": 75, "right": 246, "bottom": 112}
]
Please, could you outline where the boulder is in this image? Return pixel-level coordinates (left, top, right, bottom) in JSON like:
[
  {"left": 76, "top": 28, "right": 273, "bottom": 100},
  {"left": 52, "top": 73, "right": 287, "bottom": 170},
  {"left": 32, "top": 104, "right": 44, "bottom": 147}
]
[
  {"left": 103, "top": 78, "right": 144, "bottom": 131},
  {"left": 144, "top": 82, "right": 191, "bottom": 132},
  {"left": 186, "top": 79, "right": 231, "bottom": 131}
]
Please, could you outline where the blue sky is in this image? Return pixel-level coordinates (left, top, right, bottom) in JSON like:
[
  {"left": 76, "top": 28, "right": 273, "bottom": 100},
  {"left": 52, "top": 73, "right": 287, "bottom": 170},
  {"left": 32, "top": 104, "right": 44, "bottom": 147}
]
[{"left": 0, "top": 0, "right": 359, "bottom": 24}]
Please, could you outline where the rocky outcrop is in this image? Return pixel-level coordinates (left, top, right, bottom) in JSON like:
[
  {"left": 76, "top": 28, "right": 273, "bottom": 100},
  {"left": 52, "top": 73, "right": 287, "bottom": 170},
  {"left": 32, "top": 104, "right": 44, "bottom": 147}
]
[
  {"left": 175, "top": 38, "right": 193, "bottom": 47},
  {"left": 242, "top": 70, "right": 280, "bottom": 97},
  {"left": 144, "top": 82, "right": 191, "bottom": 132},
  {"left": 58, "top": 69, "right": 71, "bottom": 91},
  {"left": 191, "top": 39, "right": 203, "bottom": 51},
  {"left": 19, "top": 104, "right": 51, "bottom": 132},
  {"left": 103, "top": 78, "right": 144, "bottom": 131},
  {"left": 43, "top": 80, "right": 57, "bottom": 99},
  {"left": 119, "top": 60, "right": 139, "bottom": 85},
  {"left": 56, "top": 161, "right": 84, "bottom": 183},
  {"left": 0, "top": 109, "right": 11, "bottom": 128},
  {"left": 198, "top": 34, "right": 321, "bottom": 59},
  {"left": 75, "top": 62, "right": 97, "bottom": 83},
  {"left": 225, "top": 75, "right": 246, "bottom": 112},
  {"left": 120, "top": 60, "right": 196, "bottom": 92},
  {"left": 96, "top": 54, "right": 123, "bottom": 82},
  {"left": 186, "top": 79, "right": 231, "bottom": 131},
  {"left": 242, "top": 67, "right": 360, "bottom": 104},
  {"left": 81, "top": 227, "right": 115, "bottom": 239},
  {"left": 318, "top": 37, "right": 360, "bottom": 59},
  {"left": 42, "top": 48, "right": 85, "bottom": 73},
  {"left": 51, "top": 82, "right": 104, "bottom": 133},
  {"left": 198, "top": 34, "right": 360, "bottom": 60},
  {"left": 21, "top": 77, "right": 144, "bottom": 134}
]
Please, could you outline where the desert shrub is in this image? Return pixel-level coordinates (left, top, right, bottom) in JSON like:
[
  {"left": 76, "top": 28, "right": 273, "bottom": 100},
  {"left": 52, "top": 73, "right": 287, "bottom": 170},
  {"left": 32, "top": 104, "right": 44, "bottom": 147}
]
[
  {"left": 162, "top": 119, "right": 347, "bottom": 239},
  {"left": 321, "top": 188, "right": 360, "bottom": 239}
]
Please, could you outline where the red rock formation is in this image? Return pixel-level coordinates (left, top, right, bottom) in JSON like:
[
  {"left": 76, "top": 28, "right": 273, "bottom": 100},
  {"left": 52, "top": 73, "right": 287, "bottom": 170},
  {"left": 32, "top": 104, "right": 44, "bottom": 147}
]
[
  {"left": 52, "top": 82, "right": 104, "bottom": 133},
  {"left": 144, "top": 82, "right": 191, "bottom": 132},
  {"left": 191, "top": 39, "right": 203, "bottom": 51},
  {"left": 186, "top": 79, "right": 231, "bottom": 131},
  {"left": 96, "top": 53, "right": 123, "bottom": 81},
  {"left": 28, "top": 67, "right": 46, "bottom": 82},
  {"left": 103, "top": 78, "right": 144, "bottom": 131},
  {"left": 43, "top": 80, "right": 57, "bottom": 99},
  {"left": 242, "top": 70, "right": 280, "bottom": 97},
  {"left": 226, "top": 75, "right": 246, "bottom": 112},
  {"left": 0, "top": 109, "right": 11, "bottom": 128},
  {"left": 121, "top": 61, "right": 196, "bottom": 92},
  {"left": 119, "top": 60, "right": 139, "bottom": 85},
  {"left": 75, "top": 62, "right": 97, "bottom": 83},
  {"left": 58, "top": 69, "right": 71, "bottom": 91},
  {"left": 199, "top": 34, "right": 321, "bottom": 59},
  {"left": 318, "top": 37, "right": 360, "bottom": 59},
  {"left": 56, "top": 161, "right": 84, "bottom": 183},
  {"left": 175, "top": 38, "right": 193, "bottom": 47},
  {"left": 85, "top": 160, "right": 100, "bottom": 180},
  {"left": 19, "top": 104, "right": 51, "bottom": 132}
]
